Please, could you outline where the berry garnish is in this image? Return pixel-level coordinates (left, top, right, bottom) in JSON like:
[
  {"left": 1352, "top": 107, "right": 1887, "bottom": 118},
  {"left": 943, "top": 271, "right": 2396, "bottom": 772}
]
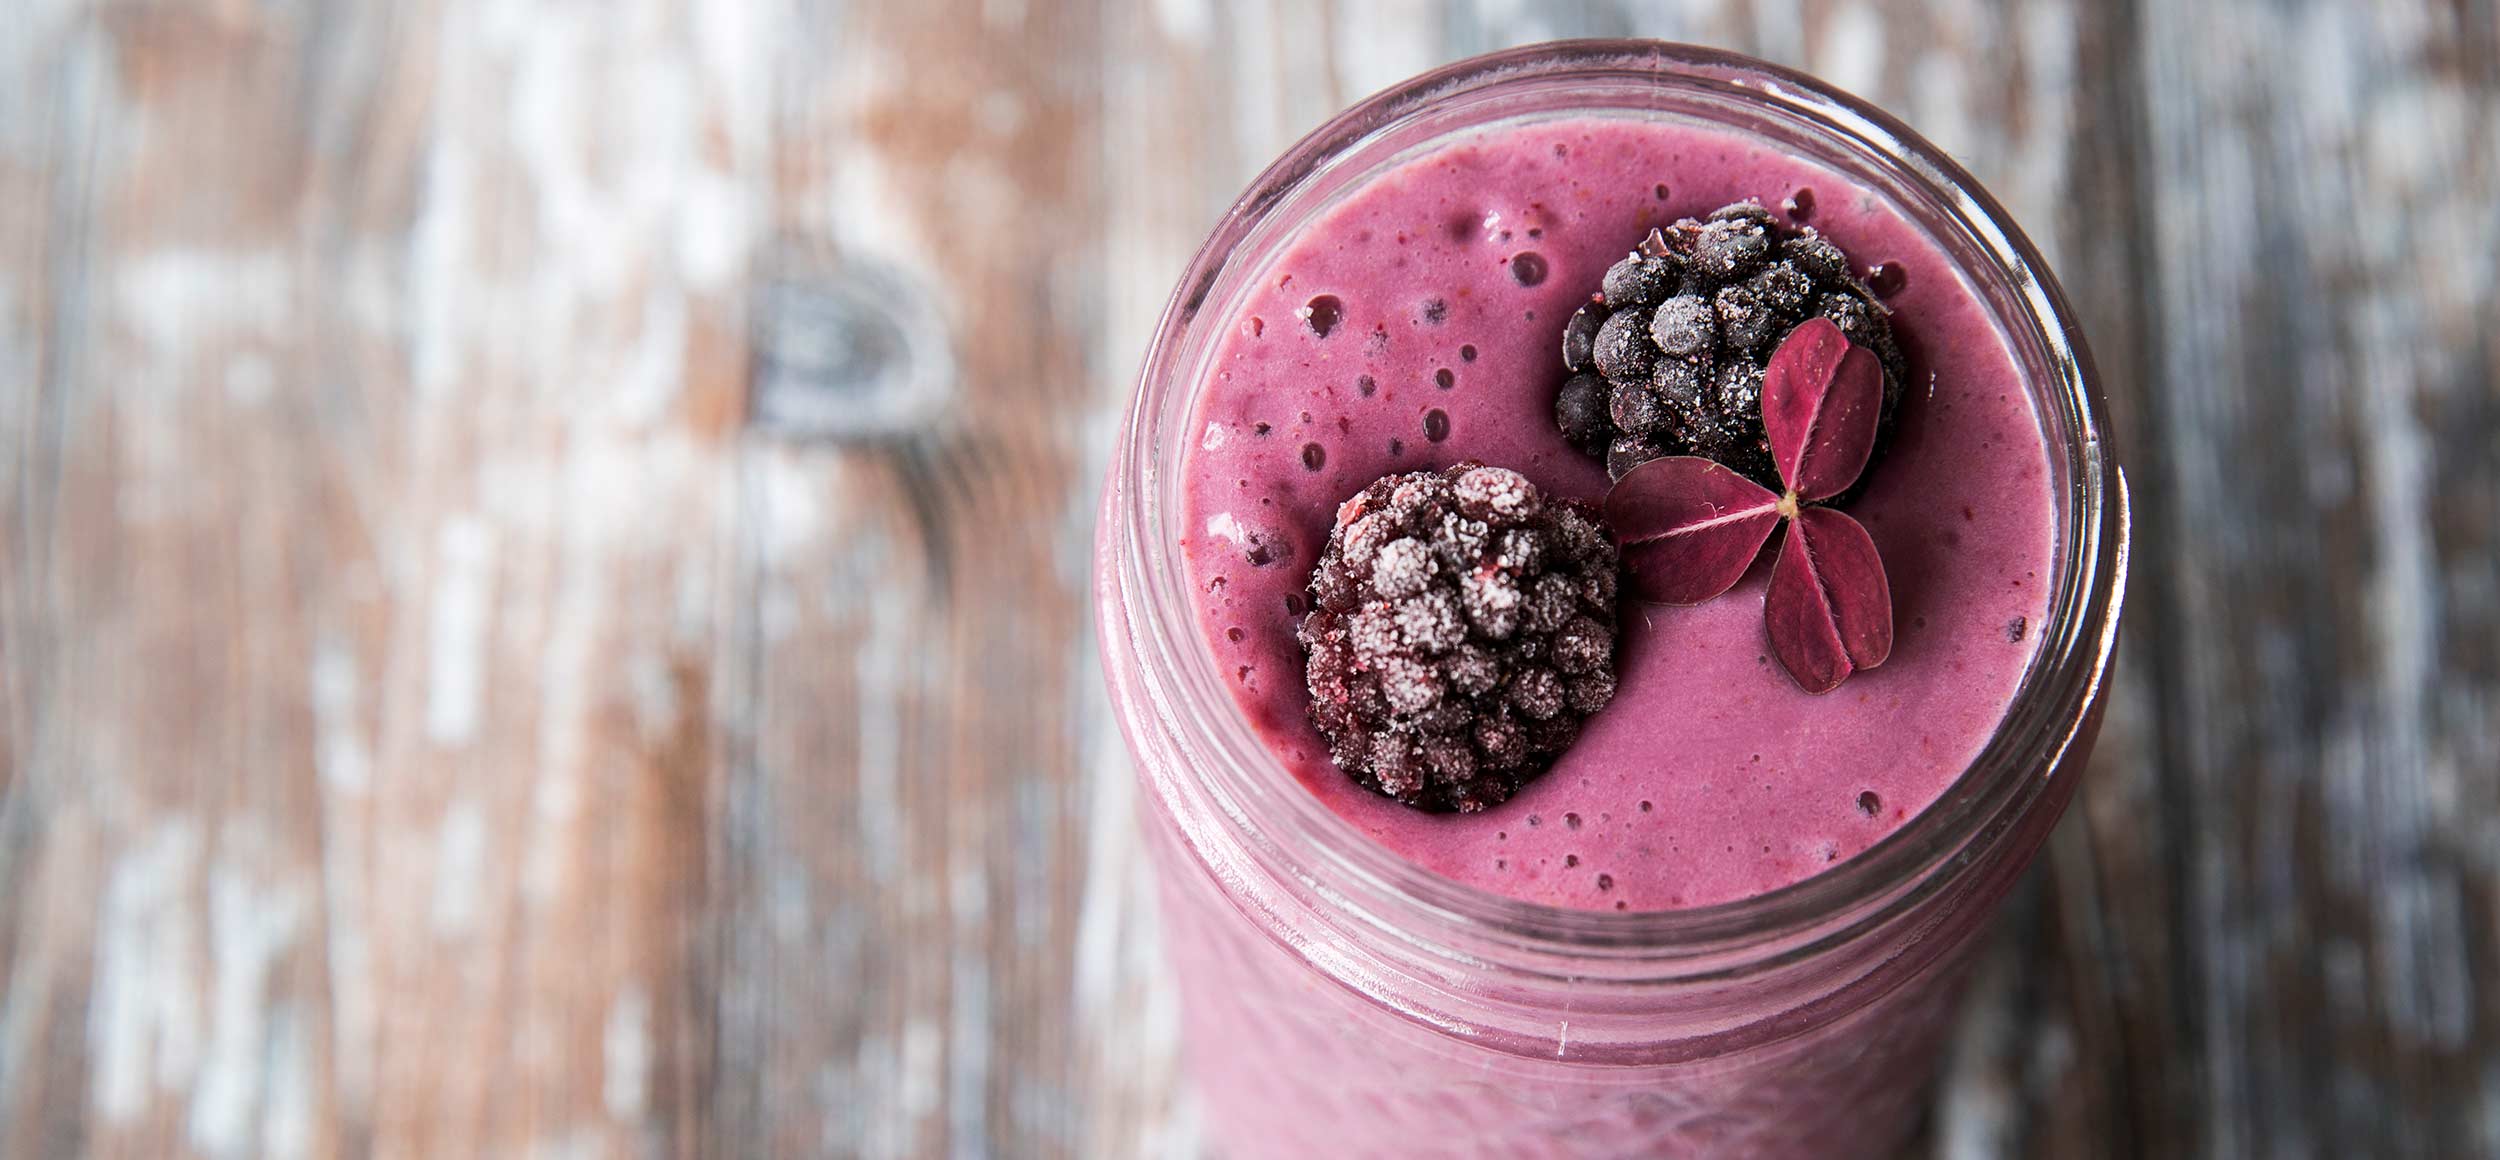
[
  {"left": 1299, "top": 464, "right": 1621, "bottom": 812},
  {"left": 1555, "top": 201, "right": 1907, "bottom": 488},
  {"left": 1605, "top": 318, "right": 1894, "bottom": 693}
]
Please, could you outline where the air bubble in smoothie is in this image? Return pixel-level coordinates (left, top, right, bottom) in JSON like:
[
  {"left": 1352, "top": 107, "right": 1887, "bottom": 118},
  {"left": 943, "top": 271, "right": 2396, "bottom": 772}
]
[{"left": 1299, "top": 294, "right": 1344, "bottom": 337}]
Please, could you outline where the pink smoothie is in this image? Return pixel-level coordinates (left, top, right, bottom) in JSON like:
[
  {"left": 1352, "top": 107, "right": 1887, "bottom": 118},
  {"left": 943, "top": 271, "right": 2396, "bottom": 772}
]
[{"left": 1179, "top": 115, "right": 2057, "bottom": 911}]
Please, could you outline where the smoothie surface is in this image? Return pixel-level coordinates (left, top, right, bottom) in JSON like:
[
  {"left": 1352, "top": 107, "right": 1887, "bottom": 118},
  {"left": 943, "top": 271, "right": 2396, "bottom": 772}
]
[{"left": 1177, "top": 114, "right": 2057, "bottom": 910}]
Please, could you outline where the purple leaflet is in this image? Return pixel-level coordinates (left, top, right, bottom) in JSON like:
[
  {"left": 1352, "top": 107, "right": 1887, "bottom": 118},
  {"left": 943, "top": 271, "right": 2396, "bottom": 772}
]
[
  {"left": 1762, "top": 316, "right": 1886, "bottom": 502},
  {"left": 1765, "top": 505, "right": 1894, "bottom": 693},
  {"left": 1606, "top": 457, "right": 1783, "bottom": 605},
  {"left": 1607, "top": 319, "right": 1898, "bottom": 693}
]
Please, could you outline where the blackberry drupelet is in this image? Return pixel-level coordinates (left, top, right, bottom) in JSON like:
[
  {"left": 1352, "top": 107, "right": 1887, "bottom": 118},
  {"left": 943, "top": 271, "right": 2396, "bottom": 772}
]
[
  {"left": 1554, "top": 200, "right": 1910, "bottom": 486},
  {"left": 1299, "top": 464, "right": 1621, "bottom": 813}
]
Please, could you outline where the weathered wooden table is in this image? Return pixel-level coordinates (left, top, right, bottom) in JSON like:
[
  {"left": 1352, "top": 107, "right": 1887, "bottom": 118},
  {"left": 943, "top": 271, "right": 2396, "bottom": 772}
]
[{"left": 4, "top": 1, "right": 2494, "bottom": 1156}]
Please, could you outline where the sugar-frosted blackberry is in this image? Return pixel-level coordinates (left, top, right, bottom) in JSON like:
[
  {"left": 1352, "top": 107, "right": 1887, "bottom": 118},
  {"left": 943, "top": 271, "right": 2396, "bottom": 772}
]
[
  {"left": 1600, "top": 252, "right": 1678, "bottom": 309},
  {"left": 1649, "top": 294, "right": 1717, "bottom": 358},
  {"left": 1554, "top": 373, "right": 1611, "bottom": 451},
  {"left": 1708, "top": 200, "right": 1780, "bottom": 228},
  {"left": 1550, "top": 200, "right": 1909, "bottom": 487},
  {"left": 1590, "top": 309, "right": 1657, "bottom": 383},
  {"left": 1299, "top": 464, "right": 1621, "bottom": 813},
  {"left": 1561, "top": 302, "right": 1607, "bottom": 375},
  {"left": 1690, "top": 216, "right": 1772, "bottom": 281},
  {"left": 1609, "top": 378, "right": 1665, "bottom": 436}
]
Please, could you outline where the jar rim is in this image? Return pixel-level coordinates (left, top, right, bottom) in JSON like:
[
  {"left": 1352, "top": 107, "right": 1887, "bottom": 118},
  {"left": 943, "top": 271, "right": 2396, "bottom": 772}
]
[{"left": 1100, "top": 40, "right": 2127, "bottom": 985}]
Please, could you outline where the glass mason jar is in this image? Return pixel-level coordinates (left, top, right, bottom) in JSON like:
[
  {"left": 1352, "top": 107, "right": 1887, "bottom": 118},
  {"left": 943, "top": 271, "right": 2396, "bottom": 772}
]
[{"left": 1094, "top": 41, "right": 2128, "bottom": 1159}]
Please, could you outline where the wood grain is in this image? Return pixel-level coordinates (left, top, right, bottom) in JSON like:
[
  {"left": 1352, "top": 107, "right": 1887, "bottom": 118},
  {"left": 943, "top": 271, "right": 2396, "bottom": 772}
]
[{"left": 2, "top": 0, "right": 2495, "bottom": 1157}]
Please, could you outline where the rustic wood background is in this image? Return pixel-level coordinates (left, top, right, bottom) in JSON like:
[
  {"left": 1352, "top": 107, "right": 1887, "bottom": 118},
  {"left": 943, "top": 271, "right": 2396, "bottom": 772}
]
[{"left": 3, "top": 0, "right": 2495, "bottom": 1156}]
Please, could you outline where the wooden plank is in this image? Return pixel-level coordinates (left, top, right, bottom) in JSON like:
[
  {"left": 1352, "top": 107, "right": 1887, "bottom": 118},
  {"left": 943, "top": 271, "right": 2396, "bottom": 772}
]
[
  {"left": 1925, "top": 0, "right": 2500, "bottom": 1156},
  {"left": 0, "top": 1, "right": 755, "bottom": 1154},
  {"left": 2126, "top": 1, "right": 2500, "bottom": 1154},
  {"left": 715, "top": 2, "right": 1109, "bottom": 1157}
]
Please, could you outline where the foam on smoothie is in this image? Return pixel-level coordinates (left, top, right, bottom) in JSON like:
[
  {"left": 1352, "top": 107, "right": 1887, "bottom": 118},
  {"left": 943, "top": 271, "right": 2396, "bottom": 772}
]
[{"left": 1178, "top": 116, "right": 2057, "bottom": 911}]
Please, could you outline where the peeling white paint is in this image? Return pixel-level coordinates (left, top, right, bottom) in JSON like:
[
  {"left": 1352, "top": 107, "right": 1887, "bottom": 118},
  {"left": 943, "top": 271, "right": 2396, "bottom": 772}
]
[
  {"left": 188, "top": 867, "right": 308, "bottom": 1158},
  {"left": 948, "top": 863, "right": 992, "bottom": 1156},
  {"left": 2011, "top": 0, "right": 2078, "bottom": 268},
  {"left": 522, "top": 475, "right": 605, "bottom": 908},
  {"left": 602, "top": 986, "right": 652, "bottom": 1119},
  {"left": 431, "top": 801, "right": 487, "bottom": 936},
  {"left": 1750, "top": 0, "right": 1807, "bottom": 67},
  {"left": 610, "top": 283, "right": 694, "bottom": 429},
  {"left": 1330, "top": 2, "right": 1436, "bottom": 116},
  {"left": 91, "top": 821, "right": 204, "bottom": 1121},
  {"left": 1814, "top": 1, "right": 1887, "bottom": 100},
  {"left": 424, "top": 516, "right": 496, "bottom": 747},
  {"left": 311, "top": 638, "right": 371, "bottom": 793},
  {"left": 628, "top": 650, "right": 681, "bottom": 741},
  {"left": 855, "top": 550, "right": 910, "bottom": 886},
  {"left": 692, "top": 0, "right": 766, "bottom": 172},
  {"left": 769, "top": 867, "right": 811, "bottom": 943},
  {"left": 258, "top": 1007, "right": 316, "bottom": 1160},
  {"left": 107, "top": 248, "right": 292, "bottom": 513},
  {"left": 898, "top": 1017, "right": 943, "bottom": 1122},
  {"left": 760, "top": 588, "right": 800, "bottom": 643},
  {"left": 854, "top": 1033, "right": 899, "bottom": 1158},
  {"left": 1223, "top": 1, "right": 1283, "bottom": 170},
  {"left": 678, "top": 171, "right": 755, "bottom": 292},
  {"left": 756, "top": 450, "right": 829, "bottom": 560},
  {"left": 312, "top": 643, "right": 378, "bottom": 1116},
  {"left": 1151, "top": 0, "right": 1212, "bottom": 47},
  {"left": 408, "top": 131, "right": 472, "bottom": 403},
  {"left": 2354, "top": 316, "right": 2475, "bottom": 1051},
  {"left": 1910, "top": 49, "right": 1972, "bottom": 162},
  {"left": 116, "top": 250, "right": 291, "bottom": 370}
]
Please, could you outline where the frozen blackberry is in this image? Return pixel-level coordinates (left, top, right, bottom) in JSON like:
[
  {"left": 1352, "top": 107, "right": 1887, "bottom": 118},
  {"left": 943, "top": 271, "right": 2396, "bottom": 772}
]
[
  {"left": 1599, "top": 252, "right": 1679, "bottom": 309},
  {"left": 1561, "top": 301, "right": 1607, "bottom": 375},
  {"left": 1549, "top": 202, "right": 1909, "bottom": 487},
  {"left": 1299, "top": 464, "right": 1621, "bottom": 813},
  {"left": 1554, "top": 373, "right": 1611, "bottom": 451},
  {"left": 1590, "top": 309, "right": 1657, "bottom": 383}
]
